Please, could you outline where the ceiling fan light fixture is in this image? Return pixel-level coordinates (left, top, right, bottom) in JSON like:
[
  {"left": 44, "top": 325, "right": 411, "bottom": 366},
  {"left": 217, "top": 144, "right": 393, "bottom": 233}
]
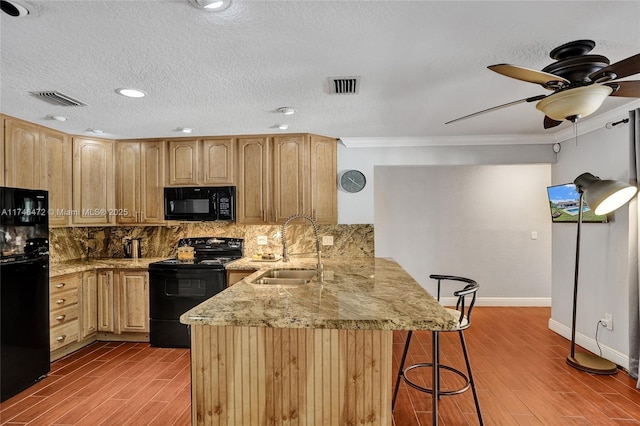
[{"left": 535, "top": 85, "right": 613, "bottom": 121}]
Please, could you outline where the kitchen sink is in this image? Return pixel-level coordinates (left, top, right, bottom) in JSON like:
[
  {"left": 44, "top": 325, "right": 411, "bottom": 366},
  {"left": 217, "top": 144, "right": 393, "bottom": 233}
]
[{"left": 250, "top": 268, "right": 318, "bottom": 286}]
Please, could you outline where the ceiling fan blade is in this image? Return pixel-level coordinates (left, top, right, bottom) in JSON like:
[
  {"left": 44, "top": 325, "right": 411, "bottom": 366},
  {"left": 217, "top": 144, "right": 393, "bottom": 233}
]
[
  {"left": 544, "top": 116, "right": 563, "bottom": 129},
  {"left": 445, "top": 94, "right": 547, "bottom": 125},
  {"left": 488, "top": 64, "right": 569, "bottom": 88},
  {"left": 607, "top": 80, "right": 640, "bottom": 98},
  {"left": 590, "top": 53, "right": 640, "bottom": 82}
]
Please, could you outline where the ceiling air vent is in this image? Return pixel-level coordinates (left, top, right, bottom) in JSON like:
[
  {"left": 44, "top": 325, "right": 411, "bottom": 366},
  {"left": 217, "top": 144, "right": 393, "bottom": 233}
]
[
  {"left": 29, "top": 91, "right": 87, "bottom": 107},
  {"left": 328, "top": 76, "right": 360, "bottom": 95}
]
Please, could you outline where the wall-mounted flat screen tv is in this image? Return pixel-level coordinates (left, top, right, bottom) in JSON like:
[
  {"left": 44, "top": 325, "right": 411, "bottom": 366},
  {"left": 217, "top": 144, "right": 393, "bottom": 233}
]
[{"left": 546, "top": 183, "right": 608, "bottom": 223}]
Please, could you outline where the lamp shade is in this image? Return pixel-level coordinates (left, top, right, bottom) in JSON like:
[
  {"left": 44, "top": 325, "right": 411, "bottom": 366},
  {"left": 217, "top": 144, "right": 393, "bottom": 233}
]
[
  {"left": 574, "top": 172, "right": 638, "bottom": 215},
  {"left": 536, "top": 85, "right": 613, "bottom": 121}
]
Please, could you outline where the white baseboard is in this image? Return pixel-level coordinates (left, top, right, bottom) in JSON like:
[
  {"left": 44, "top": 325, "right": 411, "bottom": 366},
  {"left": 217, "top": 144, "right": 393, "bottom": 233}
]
[
  {"left": 440, "top": 297, "right": 551, "bottom": 307},
  {"left": 548, "top": 318, "right": 629, "bottom": 370}
]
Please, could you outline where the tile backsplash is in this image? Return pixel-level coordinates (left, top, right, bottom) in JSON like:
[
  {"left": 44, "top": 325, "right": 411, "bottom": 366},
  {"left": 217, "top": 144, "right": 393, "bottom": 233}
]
[{"left": 48, "top": 223, "right": 374, "bottom": 263}]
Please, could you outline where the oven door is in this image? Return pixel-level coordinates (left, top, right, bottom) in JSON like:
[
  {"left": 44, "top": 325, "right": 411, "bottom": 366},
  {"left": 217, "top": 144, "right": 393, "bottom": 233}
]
[
  {"left": 149, "top": 267, "right": 226, "bottom": 348},
  {"left": 149, "top": 267, "right": 225, "bottom": 319}
]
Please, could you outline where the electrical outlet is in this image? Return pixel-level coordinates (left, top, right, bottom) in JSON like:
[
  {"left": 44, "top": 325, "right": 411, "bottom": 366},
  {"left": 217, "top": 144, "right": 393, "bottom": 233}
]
[
  {"left": 602, "top": 313, "right": 613, "bottom": 331},
  {"left": 322, "top": 235, "right": 334, "bottom": 246},
  {"left": 257, "top": 235, "right": 268, "bottom": 245}
]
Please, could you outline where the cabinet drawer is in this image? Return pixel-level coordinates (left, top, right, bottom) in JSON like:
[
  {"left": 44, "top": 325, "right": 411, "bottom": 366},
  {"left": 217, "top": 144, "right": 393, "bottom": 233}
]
[
  {"left": 50, "top": 289, "right": 78, "bottom": 309},
  {"left": 50, "top": 274, "right": 80, "bottom": 296},
  {"left": 50, "top": 304, "right": 78, "bottom": 326},
  {"left": 50, "top": 320, "right": 79, "bottom": 351}
]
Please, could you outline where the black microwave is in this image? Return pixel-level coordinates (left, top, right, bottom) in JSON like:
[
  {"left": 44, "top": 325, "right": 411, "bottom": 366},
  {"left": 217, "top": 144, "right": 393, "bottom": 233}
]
[{"left": 164, "top": 186, "right": 235, "bottom": 222}]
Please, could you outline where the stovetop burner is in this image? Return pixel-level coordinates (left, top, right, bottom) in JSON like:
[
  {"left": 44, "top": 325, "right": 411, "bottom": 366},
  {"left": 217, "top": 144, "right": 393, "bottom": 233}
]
[{"left": 149, "top": 237, "right": 243, "bottom": 270}]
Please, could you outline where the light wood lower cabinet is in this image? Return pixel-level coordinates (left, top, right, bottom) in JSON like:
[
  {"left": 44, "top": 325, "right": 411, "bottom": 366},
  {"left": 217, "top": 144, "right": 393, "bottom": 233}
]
[
  {"left": 189, "top": 326, "right": 393, "bottom": 425},
  {"left": 81, "top": 271, "right": 98, "bottom": 339},
  {"left": 118, "top": 270, "right": 149, "bottom": 333},
  {"left": 50, "top": 268, "right": 150, "bottom": 360},
  {"left": 97, "top": 269, "right": 149, "bottom": 341},
  {"left": 49, "top": 274, "right": 82, "bottom": 361},
  {"left": 97, "top": 270, "right": 115, "bottom": 333}
]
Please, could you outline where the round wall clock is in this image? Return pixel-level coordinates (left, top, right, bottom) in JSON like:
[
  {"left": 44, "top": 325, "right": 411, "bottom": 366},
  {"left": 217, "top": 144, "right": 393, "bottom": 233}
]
[{"left": 339, "top": 170, "right": 366, "bottom": 193}]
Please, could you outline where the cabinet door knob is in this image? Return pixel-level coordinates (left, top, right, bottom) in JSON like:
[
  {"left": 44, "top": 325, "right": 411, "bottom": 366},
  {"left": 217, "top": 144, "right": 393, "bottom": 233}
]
[
  {"left": 56, "top": 315, "right": 66, "bottom": 322},
  {"left": 56, "top": 335, "right": 67, "bottom": 342},
  {"left": 56, "top": 298, "right": 66, "bottom": 305},
  {"left": 56, "top": 283, "right": 65, "bottom": 288}
]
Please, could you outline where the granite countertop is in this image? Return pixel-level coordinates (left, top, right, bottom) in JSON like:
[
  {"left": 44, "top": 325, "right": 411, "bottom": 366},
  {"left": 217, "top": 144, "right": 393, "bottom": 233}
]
[
  {"left": 50, "top": 257, "right": 166, "bottom": 276},
  {"left": 180, "top": 257, "right": 457, "bottom": 331}
]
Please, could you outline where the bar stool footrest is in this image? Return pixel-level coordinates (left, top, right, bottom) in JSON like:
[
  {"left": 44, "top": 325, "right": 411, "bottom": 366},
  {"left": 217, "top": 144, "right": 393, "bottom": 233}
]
[{"left": 402, "top": 362, "right": 471, "bottom": 396}]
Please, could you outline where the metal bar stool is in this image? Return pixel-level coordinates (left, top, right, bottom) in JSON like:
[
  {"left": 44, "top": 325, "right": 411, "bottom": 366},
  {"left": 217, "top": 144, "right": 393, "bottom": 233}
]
[{"left": 392, "top": 274, "right": 484, "bottom": 425}]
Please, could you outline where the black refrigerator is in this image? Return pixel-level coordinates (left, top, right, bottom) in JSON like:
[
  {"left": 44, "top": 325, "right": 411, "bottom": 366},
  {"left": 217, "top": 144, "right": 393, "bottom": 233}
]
[{"left": 0, "top": 187, "right": 50, "bottom": 402}]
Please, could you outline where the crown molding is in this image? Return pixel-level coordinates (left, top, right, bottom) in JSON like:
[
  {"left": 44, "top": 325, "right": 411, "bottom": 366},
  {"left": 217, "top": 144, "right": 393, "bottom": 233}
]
[
  {"left": 339, "top": 134, "right": 556, "bottom": 148},
  {"left": 339, "top": 99, "right": 640, "bottom": 148}
]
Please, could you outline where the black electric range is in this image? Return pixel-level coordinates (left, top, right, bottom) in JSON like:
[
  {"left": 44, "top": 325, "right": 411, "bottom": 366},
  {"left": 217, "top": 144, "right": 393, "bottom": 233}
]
[{"left": 148, "top": 237, "right": 243, "bottom": 348}]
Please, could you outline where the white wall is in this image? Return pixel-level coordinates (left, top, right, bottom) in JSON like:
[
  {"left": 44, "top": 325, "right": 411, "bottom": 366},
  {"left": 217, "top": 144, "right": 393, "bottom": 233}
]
[
  {"left": 337, "top": 143, "right": 557, "bottom": 224},
  {"left": 375, "top": 165, "right": 552, "bottom": 302},
  {"left": 336, "top": 141, "right": 555, "bottom": 303},
  {"left": 550, "top": 122, "right": 632, "bottom": 367}
]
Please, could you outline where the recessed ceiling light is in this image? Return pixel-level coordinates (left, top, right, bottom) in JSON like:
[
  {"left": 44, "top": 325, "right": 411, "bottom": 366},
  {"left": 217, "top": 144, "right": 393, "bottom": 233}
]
[
  {"left": 86, "top": 129, "right": 104, "bottom": 135},
  {"left": 277, "top": 107, "right": 295, "bottom": 115},
  {"left": 115, "top": 88, "right": 146, "bottom": 98},
  {"left": 1, "top": 0, "right": 29, "bottom": 17},
  {"left": 46, "top": 114, "right": 68, "bottom": 122},
  {"left": 277, "top": 124, "right": 289, "bottom": 130},
  {"left": 176, "top": 127, "right": 193, "bottom": 133},
  {"left": 189, "top": 0, "right": 231, "bottom": 11}
]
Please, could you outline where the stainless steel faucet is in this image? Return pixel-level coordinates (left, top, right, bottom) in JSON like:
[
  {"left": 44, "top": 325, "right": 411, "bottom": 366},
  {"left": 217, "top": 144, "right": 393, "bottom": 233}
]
[{"left": 281, "top": 213, "right": 323, "bottom": 282}]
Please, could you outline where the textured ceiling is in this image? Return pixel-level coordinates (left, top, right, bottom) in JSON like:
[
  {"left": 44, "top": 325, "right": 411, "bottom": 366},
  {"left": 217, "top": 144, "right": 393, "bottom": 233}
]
[{"left": 1, "top": 0, "right": 640, "bottom": 143}]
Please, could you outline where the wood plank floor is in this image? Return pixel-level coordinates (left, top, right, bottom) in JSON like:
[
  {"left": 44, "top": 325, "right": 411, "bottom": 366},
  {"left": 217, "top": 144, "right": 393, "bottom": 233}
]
[{"left": 1, "top": 307, "right": 640, "bottom": 425}]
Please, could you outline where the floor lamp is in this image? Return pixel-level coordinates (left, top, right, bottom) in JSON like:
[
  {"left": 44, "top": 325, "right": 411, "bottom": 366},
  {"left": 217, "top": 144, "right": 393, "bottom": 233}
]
[{"left": 568, "top": 172, "right": 638, "bottom": 374}]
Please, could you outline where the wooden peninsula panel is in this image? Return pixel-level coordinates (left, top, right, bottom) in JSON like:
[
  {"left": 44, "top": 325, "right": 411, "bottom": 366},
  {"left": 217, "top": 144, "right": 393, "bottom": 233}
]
[{"left": 190, "top": 325, "right": 392, "bottom": 426}]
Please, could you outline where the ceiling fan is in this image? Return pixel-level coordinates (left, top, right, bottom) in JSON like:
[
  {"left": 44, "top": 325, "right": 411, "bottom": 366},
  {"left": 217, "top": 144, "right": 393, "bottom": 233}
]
[{"left": 446, "top": 39, "right": 640, "bottom": 129}]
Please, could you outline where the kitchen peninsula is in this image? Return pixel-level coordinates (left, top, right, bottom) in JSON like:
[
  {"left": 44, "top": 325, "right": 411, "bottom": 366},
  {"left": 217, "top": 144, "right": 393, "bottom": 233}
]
[{"left": 181, "top": 257, "right": 456, "bottom": 426}]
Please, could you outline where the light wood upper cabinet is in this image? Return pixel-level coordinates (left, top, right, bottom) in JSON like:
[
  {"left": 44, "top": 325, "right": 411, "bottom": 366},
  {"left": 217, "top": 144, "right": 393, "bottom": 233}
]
[
  {"left": 118, "top": 270, "right": 149, "bottom": 333},
  {"left": 272, "top": 135, "right": 308, "bottom": 223},
  {"left": 309, "top": 134, "right": 337, "bottom": 224},
  {"left": 5, "top": 119, "right": 42, "bottom": 189},
  {"left": 167, "top": 138, "right": 234, "bottom": 186},
  {"left": 236, "top": 136, "right": 270, "bottom": 223},
  {"left": 236, "top": 134, "right": 338, "bottom": 224},
  {"left": 72, "top": 137, "right": 115, "bottom": 225},
  {"left": 4, "top": 118, "right": 40, "bottom": 189},
  {"left": 2, "top": 116, "right": 337, "bottom": 227},
  {"left": 116, "top": 140, "right": 165, "bottom": 224},
  {"left": 0, "top": 116, "right": 4, "bottom": 187},
  {"left": 41, "top": 129, "right": 72, "bottom": 226},
  {"left": 140, "top": 141, "right": 165, "bottom": 223},
  {"left": 201, "top": 138, "right": 234, "bottom": 184},
  {"left": 3, "top": 116, "right": 72, "bottom": 226},
  {"left": 167, "top": 140, "right": 198, "bottom": 185}
]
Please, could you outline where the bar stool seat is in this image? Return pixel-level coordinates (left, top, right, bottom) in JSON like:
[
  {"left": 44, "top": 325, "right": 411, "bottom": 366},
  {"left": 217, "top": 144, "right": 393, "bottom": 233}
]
[{"left": 392, "top": 274, "right": 484, "bottom": 425}]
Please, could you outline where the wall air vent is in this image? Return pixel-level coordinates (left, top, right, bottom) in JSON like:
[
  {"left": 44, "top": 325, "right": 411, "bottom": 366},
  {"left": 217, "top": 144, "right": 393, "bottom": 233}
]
[
  {"left": 29, "top": 91, "right": 87, "bottom": 107},
  {"left": 328, "top": 76, "right": 361, "bottom": 95}
]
